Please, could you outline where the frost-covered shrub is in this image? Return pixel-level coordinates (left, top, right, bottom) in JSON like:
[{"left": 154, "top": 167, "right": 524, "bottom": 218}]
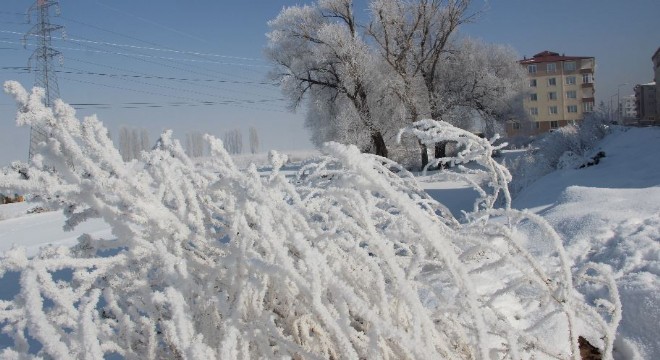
[
  {"left": 0, "top": 83, "right": 620, "bottom": 359},
  {"left": 508, "top": 113, "right": 611, "bottom": 196}
]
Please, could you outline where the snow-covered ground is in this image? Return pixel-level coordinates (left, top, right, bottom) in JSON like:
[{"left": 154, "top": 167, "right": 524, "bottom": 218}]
[
  {"left": 0, "top": 203, "right": 111, "bottom": 257},
  {"left": 0, "top": 127, "right": 658, "bottom": 357},
  {"left": 512, "top": 127, "right": 660, "bottom": 359}
]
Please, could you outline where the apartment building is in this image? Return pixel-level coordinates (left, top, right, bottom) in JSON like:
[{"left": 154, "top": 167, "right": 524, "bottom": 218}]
[
  {"left": 634, "top": 82, "right": 657, "bottom": 124},
  {"left": 508, "top": 51, "right": 595, "bottom": 136},
  {"left": 653, "top": 47, "right": 660, "bottom": 118},
  {"left": 620, "top": 94, "right": 637, "bottom": 123}
]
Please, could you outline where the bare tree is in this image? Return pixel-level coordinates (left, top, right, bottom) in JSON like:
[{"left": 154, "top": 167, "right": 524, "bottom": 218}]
[
  {"left": 266, "top": 0, "right": 388, "bottom": 157},
  {"left": 249, "top": 127, "right": 260, "bottom": 154},
  {"left": 140, "top": 129, "right": 150, "bottom": 153},
  {"left": 119, "top": 126, "right": 151, "bottom": 161},
  {"left": 368, "top": 0, "right": 474, "bottom": 166},
  {"left": 268, "top": 0, "right": 524, "bottom": 167},
  {"left": 223, "top": 128, "right": 243, "bottom": 155},
  {"left": 185, "top": 132, "right": 207, "bottom": 158}
]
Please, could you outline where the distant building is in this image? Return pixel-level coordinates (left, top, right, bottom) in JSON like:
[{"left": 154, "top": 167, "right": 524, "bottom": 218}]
[
  {"left": 653, "top": 47, "right": 660, "bottom": 117},
  {"left": 634, "top": 82, "right": 657, "bottom": 124},
  {"left": 508, "top": 51, "right": 596, "bottom": 136},
  {"left": 620, "top": 94, "right": 637, "bottom": 123}
]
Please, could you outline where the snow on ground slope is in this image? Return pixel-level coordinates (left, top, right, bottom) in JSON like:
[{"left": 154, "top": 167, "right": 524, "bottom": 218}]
[
  {"left": 513, "top": 127, "right": 660, "bottom": 359},
  {"left": 0, "top": 203, "right": 111, "bottom": 257}
]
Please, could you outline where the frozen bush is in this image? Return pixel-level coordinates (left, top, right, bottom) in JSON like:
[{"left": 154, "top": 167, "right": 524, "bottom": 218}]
[
  {"left": 508, "top": 112, "right": 611, "bottom": 196},
  {"left": 0, "top": 83, "right": 619, "bottom": 359}
]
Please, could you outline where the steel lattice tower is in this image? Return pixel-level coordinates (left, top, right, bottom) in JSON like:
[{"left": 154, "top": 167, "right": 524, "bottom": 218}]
[{"left": 25, "top": 0, "right": 63, "bottom": 160}]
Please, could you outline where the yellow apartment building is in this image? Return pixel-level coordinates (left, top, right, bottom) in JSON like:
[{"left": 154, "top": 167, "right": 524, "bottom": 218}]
[{"left": 508, "top": 51, "right": 596, "bottom": 136}]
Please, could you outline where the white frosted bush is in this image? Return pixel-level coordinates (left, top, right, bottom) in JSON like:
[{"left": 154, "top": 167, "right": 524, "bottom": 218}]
[
  {"left": 0, "top": 82, "right": 619, "bottom": 359},
  {"left": 508, "top": 113, "right": 611, "bottom": 197}
]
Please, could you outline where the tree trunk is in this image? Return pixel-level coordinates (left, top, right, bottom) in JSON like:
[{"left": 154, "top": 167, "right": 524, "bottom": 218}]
[
  {"left": 434, "top": 141, "right": 448, "bottom": 159},
  {"left": 433, "top": 141, "right": 448, "bottom": 170},
  {"left": 419, "top": 141, "right": 429, "bottom": 169},
  {"left": 371, "top": 131, "right": 388, "bottom": 158}
]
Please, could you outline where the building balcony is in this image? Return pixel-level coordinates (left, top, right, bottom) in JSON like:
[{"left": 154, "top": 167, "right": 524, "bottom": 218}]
[
  {"left": 581, "top": 97, "right": 595, "bottom": 103},
  {"left": 581, "top": 83, "right": 594, "bottom": 88}
]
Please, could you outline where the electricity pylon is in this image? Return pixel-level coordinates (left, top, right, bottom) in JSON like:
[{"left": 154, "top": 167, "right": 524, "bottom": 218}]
[{"left": 24, "top": 0, "right": 63, "bottom": 160}]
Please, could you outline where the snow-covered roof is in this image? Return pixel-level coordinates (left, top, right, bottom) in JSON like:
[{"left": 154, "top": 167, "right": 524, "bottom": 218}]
[{"left": 519, "top": 50, "right": 593, "bottom": 64}]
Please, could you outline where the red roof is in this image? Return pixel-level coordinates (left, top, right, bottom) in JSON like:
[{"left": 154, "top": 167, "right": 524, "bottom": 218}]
[{"left": 519, "top": 50, "right": 593, "bottom": 64}]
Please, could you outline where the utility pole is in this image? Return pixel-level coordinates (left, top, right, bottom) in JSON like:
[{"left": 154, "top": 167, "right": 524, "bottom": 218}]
[{"left": 24, "top": 0, "right": 63, "bottom": 160}]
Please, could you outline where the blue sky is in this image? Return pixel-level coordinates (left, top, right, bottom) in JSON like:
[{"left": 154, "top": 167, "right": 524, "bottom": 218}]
[{"left": 1, "top": 0, "right": 658, "bottom": 165}]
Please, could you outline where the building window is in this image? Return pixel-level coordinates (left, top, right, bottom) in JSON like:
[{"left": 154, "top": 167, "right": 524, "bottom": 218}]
[
  {"left": 512, "top": 122, "right": 521, "bottom": 130},
  {"left": 566, "top": 90, "right": 576, "bottom": 99},
  {"left": 535, "top": 122, "right": 541, "bottom": 129},
  {"left": 548, "top": 78, "right": 557, "bottom": 86},
  {"left": 550, "top": 121, "right": 559, "bottom": 128},
  {"left": 549, "top": 106, "right": 558, "bottom": 115},
  {"left": 567, "top": 105, "right": 578, "bottom": 113},
  {"left": 529, "top": 107, "right": 538, "bottom": 116},
  {"left": 530, "top": 93, "right": 538, "bottom": 101},
  {"left": 548, "top": 92, "right": 557, "bottom": 100},
  {"left": 583, "top": 102, "right": 594, "bottom": 112},
  {"left": 566, "top": 76, "right": 576, "bottom": 85},
  {"left": 582, "top": 73, "right": 593, "bottom": 84},
  {"left": 564, "top": 61, "right": 576, "bottom": 71},
  {"left": 529, "top": 79, "right": 537, "bottom": 87},
  {"left": 528, "top": 64, "right": 537, "bottom": 74},
  {"left": 547, "top": 63, "right": 556, "bottom": 72}
]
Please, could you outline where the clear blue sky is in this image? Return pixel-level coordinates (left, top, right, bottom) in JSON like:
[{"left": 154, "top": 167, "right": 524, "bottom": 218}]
[{"left": 1, "top": 0, "right": 658, "bottom": 165}]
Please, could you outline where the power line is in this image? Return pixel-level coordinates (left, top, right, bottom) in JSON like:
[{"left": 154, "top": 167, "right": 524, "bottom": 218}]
[
  {"left": 8, "top": 35, "right": 275, "bottom": 96},
  {"left": 0, "top": 29, "right": 267, "bottom": 63},
  {"left": 50, "top": 17, "right": 270, "bottom": 82},
  {"left": 70, "top": 99, "right": 286, "bottom": 109},
  {"left": 55, "top": 14, "right": 269, "bottom": 82},
  {"left": 0, "top": 11, "right": 25, "bottom": 17},
  {"left": 1, "top": 5, "right": 289, "bottom": 115},
  {"left": 0, "top": 66, "right": 278, "bottom": 86},
  {"left": 1, "top": 23, "right": 270, "bottom": 82},
  {"left": 57, "top": 65, "right": 282, "bottom": 104},
  {"left": 93, "top": 0, "right": 212, "bottom": 45},
  {"left": 59, "top": 76, "right": 287, "bottom": 113},
  {"left": 0, "top": 65, "right": 285, "bottom": 110}
]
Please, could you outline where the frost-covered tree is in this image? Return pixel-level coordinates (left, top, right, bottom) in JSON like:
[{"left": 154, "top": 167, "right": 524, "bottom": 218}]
[
  {"left": 268, "top": 0, "right": 525, "bottom": 168},
  {"left": 185, "top": 131, "right": 207, "bottom": 158},
  {"left": 118, "top": 126, "right": 150, "bottom": 161},
  {"left": 266, "top": 0, "right": 389, "bottom": 157},
  {"left": 248, "top": 126, "right": 260, "bottom": 154},
  {"left": 367, "top": 1, "right": 525, "bottom": 165},
  {"left": 0, "top": 82, "right": 621, "bottom": 359},
  {"left": 431, "top": 38, "right": 527, "bottom": 137},
  {"left": 223, "top": 128, "right": 243, "bottom": 155},
  {"left": 367, "top": 0, "right": 473, "bottom": 165}
]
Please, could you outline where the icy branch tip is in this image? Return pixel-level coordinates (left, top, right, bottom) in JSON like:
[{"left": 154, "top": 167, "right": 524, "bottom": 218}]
[{"left": 3, "top": 80, "right": 29, "bottom": 106}]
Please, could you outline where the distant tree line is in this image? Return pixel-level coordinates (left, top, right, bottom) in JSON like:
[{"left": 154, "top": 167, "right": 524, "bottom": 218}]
[
  {"left": 118, "top": 126, "right": 261, "bottom": 160},
  {"left": 118, "top": 127, "right": 151, "bottom": 162}
]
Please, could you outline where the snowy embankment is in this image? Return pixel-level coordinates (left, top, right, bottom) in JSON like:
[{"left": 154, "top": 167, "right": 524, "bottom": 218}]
[
  {"left": 513, "top": 127, "right": 660, "bottom": 359},
  {"left": 0, "top": 203, "right": 110, "bottom": 257}
]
